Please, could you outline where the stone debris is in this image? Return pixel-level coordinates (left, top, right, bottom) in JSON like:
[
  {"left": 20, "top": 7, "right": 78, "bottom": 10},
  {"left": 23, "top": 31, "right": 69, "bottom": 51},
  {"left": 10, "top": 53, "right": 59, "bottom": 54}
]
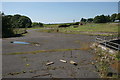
[
  {"left": 70, "top": 60, "right": 77, "bottom": 66},
  {"left": 60, "top": 59, "right": 67, "bottom": 63},
  {"left": 109, "top": 50, "right": 114, "bottom": 54},
  {"left": 98, "top": 45, "right": 107, "bottom": 51},
  {"left": 26, "top": 64, "right": 30, "bottom": 66},
  {"left": 46, "top": 62, "right": 54, "bottom": 66},
  {"left": 29, "top": 70, "right": 33, "bottom": 73},
  {"left": 22, "top": 71, "right": 26, "bottom": 73},
  {"left": 35, "top": 44, "right": 40, "bottom": 46},
  {"left": 91, "top": 62, "right": 95, "bottom": 65}
]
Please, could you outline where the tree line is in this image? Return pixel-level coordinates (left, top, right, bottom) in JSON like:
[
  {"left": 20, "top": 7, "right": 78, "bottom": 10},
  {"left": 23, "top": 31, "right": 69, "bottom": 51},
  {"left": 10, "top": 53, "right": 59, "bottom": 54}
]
[
  {"left": 80, "top": 13, "right": 120, "bottom": 23},
  {"left": 59, "top": 13, "right": 120, "bottom": 28}
]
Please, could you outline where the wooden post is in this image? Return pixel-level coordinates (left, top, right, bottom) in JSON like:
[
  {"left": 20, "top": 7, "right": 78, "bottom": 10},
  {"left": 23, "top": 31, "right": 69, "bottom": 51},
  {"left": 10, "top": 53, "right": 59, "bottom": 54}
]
[
  {"left": 71, "top": 50, "right": 73, "bottom": 58},
  {"left": 63, "top": 51, "right": 65, "bottom": 57}
]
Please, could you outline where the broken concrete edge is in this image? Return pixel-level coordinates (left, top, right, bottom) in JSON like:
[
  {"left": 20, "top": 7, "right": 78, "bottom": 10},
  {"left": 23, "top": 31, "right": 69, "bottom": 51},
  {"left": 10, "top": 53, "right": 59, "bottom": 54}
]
[
  {"left": 90, "top": 42, "right": 119, "bottom": 62},
  {"left": 90, "top": 42, "right": 119, "bottom": 78},
  {"left": 90, "top": 43, "right": 118, "bottom": 54}
]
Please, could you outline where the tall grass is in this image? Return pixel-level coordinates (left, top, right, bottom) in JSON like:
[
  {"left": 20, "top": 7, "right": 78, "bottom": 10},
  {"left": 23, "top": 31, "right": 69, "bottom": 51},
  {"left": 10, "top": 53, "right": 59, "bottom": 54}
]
[{"left": 60, "top": 23, "right": 118, "bottom": 33}]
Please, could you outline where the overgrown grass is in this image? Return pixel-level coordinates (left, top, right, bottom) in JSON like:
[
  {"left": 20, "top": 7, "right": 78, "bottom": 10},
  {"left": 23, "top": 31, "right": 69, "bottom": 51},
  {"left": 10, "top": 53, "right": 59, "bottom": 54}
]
[
  {"left": 44, "top": 24, "right": 59, "bottom": 28},
  {"left": 38, "top": 23, "right": 118, "bottom": 36},
  {"left": 92, "top": 43, "right": 120, "bottom": 78},
  {"left": 4, "top": 46, "right": 91, "bottom": 55},
  {"left": 59, "top": 23, "right": 118, "bottom": 32}
]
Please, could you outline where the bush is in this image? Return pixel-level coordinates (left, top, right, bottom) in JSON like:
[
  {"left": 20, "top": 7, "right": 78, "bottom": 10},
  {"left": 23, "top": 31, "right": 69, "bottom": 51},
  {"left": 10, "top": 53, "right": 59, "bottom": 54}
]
[{"left": 2, "top": 13, "right": 32, "bottom": 38}]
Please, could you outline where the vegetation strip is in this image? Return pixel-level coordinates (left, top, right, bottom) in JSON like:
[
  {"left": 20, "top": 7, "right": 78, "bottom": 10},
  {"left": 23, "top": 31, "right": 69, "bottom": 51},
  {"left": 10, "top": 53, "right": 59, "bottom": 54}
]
[
  {"left": 4, "top": 48, "right": 87, "bottom": 55},
  {"left": 38, "top": 23, "right": 118, "bottom": 36}
]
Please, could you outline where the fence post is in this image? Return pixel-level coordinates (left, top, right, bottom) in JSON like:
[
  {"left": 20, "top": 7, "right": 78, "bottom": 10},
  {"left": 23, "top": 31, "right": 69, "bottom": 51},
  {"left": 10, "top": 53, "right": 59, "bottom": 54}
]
[
  {"left": 104, "top": 37, "right": 106, "bottom": 47},
  {"left": 71, "top": 50, "right": 73, "bottom": 58}
]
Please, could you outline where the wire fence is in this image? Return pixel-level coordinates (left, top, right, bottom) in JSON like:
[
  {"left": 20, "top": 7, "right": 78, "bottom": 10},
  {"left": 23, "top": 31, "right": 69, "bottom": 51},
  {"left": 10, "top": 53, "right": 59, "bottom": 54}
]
[{"left": 95, "top": 36, "right": 120, "bottom": 51}]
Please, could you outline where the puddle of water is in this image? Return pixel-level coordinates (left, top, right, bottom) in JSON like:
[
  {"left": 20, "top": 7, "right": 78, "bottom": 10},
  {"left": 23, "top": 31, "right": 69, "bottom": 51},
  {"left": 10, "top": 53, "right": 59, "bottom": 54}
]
[{"left": 11, "top": 41, "right": 30, "bottom": 44}]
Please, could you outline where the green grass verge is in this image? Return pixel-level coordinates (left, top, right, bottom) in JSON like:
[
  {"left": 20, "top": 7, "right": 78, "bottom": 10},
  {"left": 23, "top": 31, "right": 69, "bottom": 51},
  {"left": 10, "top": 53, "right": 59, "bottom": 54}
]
[{"left": 4, "top": 46, "right": 91, "bottom": 55}]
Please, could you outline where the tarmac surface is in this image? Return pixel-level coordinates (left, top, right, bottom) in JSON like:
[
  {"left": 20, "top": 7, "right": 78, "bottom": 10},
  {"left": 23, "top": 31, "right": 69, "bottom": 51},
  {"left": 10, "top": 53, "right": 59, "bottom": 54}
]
[{"left": 2, "top": 29, "right": 99, "bottom": 78}]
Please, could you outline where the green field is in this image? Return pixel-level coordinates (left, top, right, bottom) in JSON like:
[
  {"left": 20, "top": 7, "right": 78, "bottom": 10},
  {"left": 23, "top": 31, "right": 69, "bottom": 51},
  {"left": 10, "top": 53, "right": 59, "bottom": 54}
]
[
  {"left": 62, "top": 23, "right": 118, "bottom": 32},
  {"left": 37, "top": 23, "right": 118, "bottom": 36}
]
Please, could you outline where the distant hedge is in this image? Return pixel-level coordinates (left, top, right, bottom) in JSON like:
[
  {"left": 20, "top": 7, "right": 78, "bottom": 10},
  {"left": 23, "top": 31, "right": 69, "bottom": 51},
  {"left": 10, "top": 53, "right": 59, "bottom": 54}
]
[{"left": 58, "top": 24, "right": 71, "bottom": 28}]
